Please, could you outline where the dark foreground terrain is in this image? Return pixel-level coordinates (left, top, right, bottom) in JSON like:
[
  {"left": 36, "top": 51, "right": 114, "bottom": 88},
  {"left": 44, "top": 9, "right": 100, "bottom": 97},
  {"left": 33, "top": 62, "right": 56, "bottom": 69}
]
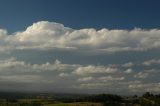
[{"left": 0, "top": 92, "right": 160, "bottom": 106}]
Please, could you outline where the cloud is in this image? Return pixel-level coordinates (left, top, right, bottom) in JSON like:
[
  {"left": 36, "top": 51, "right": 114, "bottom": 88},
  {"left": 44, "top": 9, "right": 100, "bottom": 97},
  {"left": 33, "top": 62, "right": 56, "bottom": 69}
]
[
  {"left": 143, "top": 59, "right": 160, "bottom": 66},
  {"left": 0, "top": 58, "right": 159, "bottom": 94},
  {"left": 72, "top": 65, "right": 117, "bottom": 76},
  {"left": 78, "top": 83, "right": 110, "bottom": 89},
  {"left": 0, "top": 58, "right": 118, "bottom": 83},
  {"left": 78, "top": 77, "right": 93, "bottom": 82},
  {"left": 59, "top": 73, "right": 69, "bottom": 77},
  {"left": 133, "top": 69, "right": 157, "bottom": 79},
  {"left": 0, "top": 75, "right": 43, "bottom": 83},
  {"left": 122, "top": 62, "right": 134, "bottom": 68},
  {"left": 134, "top": 72, "right": 149, "bottom": 79},
  {"left": 129, "top": 83, "right": 160, "bottom": 93},
  {"left": 124, "top": 68, "right": 133, "bottom": 74},
  {"left": 1, "top": 21, "right": 160, "bottom": 53},
  {"left": 0, "top": 21, "right": 160, "bottom": 94},
  {"left": 98, "top": 76, "right": 125, "bottom": 81}
]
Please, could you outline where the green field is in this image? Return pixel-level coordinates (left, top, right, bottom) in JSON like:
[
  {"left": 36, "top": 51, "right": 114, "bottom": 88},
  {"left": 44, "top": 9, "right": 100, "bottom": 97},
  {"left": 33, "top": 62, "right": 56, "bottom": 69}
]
[
  {"left": 0, "top": 99, "right": 102, "bottom": 106},
  {"left": 44, "top": 102, "right": 102, "bottom": 106},
  {"left": 0, "top": 92, "right": 160, "bottom": 106}
]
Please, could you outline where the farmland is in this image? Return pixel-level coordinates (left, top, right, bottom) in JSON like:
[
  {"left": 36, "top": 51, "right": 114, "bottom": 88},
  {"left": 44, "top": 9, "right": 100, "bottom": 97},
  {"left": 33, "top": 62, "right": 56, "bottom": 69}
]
[{"left": 0, "top": 92, "right": 160, "bottom": 106}]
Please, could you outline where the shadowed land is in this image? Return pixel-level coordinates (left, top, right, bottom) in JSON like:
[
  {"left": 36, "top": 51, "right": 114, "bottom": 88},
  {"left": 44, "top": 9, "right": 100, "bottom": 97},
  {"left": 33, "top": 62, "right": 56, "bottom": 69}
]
[{"left": 0, "top": 92, "right": 160, "bottom": 106}]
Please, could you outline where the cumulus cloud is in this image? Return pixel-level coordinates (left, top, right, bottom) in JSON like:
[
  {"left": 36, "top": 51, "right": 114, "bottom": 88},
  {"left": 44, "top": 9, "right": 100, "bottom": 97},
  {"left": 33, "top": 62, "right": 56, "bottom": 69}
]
[
  {"left": 78, "top": 77, "right": 93, "bottom": 82},
  {"left": 133, "top": 69, "right": 158, "bottom": 79},
  {"left": 0, "top": 59, "right": 118, "bottom": 83},
  {"left": 0, "top": 21, "right": 160, "bottom": 94},
  {"left": 134, "top": 72, "right": 149, "bottom": 79},
  {"left": 59, "top": 73, "right": 69, "bottom": 77},
  {"left": 124, "top": 68, "right": 133, "bottom": 74},
  {"left": 72, "top": 65, "right": 117, "bottom": 76},
  {"left": 122, "top": 62, "right": 134, "bottom": 68},
  {"left": 78, "top": 83, "right": 110, "bottom": 89},
  {"left": 0, "top": 21, "right": 160, "bottom": 53},
  {"left": 98, "top": 76, "right": 125, "bottom": 82},
  {"left": 129, "top": 83, "right": 160, "bottom": 93},
  {"left": 0, "top": 58, "right": 159, "bottom": 93},
  {"left": 143, "top": 59, "right": 160, "bottom": 66}
]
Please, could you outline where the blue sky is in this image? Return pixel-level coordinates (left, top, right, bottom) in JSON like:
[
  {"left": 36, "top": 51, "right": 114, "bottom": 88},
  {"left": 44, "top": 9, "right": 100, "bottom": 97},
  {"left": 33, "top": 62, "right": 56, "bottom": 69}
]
[
  {"left": 0, "top": 0, "right": 160, "bottom": 94},
  {"left": 0, "top": 0, "right": 160, "bottom": 33}
]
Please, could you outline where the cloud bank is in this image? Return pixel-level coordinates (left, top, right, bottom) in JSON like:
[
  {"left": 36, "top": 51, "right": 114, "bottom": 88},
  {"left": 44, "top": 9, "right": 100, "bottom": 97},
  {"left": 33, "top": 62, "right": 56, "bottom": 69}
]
[
  {"left": 0, "top": 21, "right": 160, "bottom": 94},
  {"left": 1, "top": 21, "right": 160, "bottom": 53}
]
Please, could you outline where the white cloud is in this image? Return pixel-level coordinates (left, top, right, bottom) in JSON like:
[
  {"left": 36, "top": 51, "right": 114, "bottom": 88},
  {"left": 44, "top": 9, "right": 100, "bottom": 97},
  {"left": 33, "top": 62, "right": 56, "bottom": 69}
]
[
  {"left": 129, "top": 83, "right": 160, "bottom": 93},
  {"left": 134, "top": 72, "right": 149, "bottom": 79},
  {"left": 98, "top": 76, "right": 125, "bottom": 82},
  {"left": 1, "top": 21, "right": 160, "bottom": 53},
  {"left": 78, "top": 77, "right": 93, "bottom": 82},
  {"left": 143, "top": 59, "right": 160, "bottom": 66},
  {"left": 78, "top": 83, "right": 111, "bottom": 89},
  {"left": 124, "top": 68, "right": 133, "bottom": 74},
  {"left": 122, "top": 62, "right": 134, "bottom": 68},
  {"left": 72, "top": 65, "right": 117, "bottom": 76},
  {"left": 0, "top": 21, "right": 160, "bottom": 93},
  {"left": 0, "top": 58, "right": 159, "bottom": 93},
  {"left": 0, "top": 58, "right": 29, "bottom": 71},
  {"left": 0, "top": 59, "right": 118, "bottom": 83},
  {"left": 59, "top": 73, "right": 69, "bottom": 77},
  {"left": 0, "top": 59, "right": 77, "bottom": 83}
]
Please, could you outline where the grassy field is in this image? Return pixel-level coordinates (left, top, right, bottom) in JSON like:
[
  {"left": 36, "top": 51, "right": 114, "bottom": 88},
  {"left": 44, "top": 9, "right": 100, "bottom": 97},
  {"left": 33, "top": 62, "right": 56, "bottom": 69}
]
[
  {"left": 0, "top": 92, "right": 160, "bottom": 106},
  {"left": 44, "top": 102, "right": 102, "bottom": 106},
  {"left": 0, "top": 99, "right": 102, "bottom": 106}
]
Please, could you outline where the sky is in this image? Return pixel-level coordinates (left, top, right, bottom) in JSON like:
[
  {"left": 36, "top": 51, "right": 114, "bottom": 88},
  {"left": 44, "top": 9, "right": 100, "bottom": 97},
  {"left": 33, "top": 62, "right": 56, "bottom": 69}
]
[
  {"left": 1, "top": 0, "right": 160, "bottom": 32},
  {"left": 0, "top": 0, "right": 160, "bottom": 95}
]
